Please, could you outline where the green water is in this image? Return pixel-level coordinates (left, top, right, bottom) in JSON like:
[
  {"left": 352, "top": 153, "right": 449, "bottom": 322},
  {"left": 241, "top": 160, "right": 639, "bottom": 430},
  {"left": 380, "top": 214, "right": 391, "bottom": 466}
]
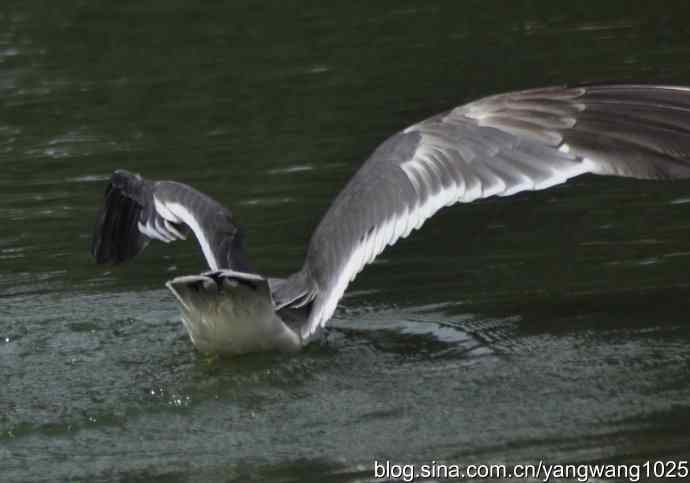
[{"left": 2, "top": 1, "right": 690, "bottom": 482}]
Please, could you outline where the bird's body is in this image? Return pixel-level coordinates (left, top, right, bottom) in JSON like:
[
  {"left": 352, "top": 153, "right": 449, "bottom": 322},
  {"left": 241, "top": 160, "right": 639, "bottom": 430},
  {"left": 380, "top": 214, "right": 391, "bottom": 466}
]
[
  {"left": 166, "top": 271, "right": 301, "bottom": 354},
  {"left": 91, "top": 83, "right": 690, "bottom": 355}
]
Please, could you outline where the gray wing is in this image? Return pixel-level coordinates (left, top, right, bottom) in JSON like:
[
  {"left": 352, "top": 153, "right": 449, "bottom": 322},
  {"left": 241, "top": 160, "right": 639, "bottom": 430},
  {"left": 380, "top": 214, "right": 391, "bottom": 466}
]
[
  {"left": 91, "top": 170, "right": 248, "bottom": 271},
  {"left": 286, "top": 84, "right": 690, "bottom": 339}
]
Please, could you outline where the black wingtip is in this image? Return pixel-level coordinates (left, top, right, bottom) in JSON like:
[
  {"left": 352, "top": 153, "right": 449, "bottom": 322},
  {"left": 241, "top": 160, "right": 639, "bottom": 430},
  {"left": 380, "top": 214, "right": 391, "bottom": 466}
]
[{"left": 90, "top": 170, "right": 149, "bottom": 265}]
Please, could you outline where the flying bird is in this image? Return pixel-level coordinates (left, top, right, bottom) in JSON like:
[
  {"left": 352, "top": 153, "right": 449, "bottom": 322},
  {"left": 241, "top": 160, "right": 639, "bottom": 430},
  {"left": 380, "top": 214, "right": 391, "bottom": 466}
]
[{"left": 91, "top": 84, "right": 690, "bottom": 355}]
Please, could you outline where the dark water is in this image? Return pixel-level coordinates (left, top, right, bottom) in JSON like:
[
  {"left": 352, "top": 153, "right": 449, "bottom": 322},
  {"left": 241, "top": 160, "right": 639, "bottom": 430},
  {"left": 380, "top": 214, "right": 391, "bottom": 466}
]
[{"left": 3, "top": 1, "right": 690, "bottom": 482}]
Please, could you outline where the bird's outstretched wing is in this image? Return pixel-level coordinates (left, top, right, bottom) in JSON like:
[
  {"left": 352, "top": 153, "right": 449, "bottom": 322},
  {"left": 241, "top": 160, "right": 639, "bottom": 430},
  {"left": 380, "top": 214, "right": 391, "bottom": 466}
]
[
  {"left": 285, "top": 84, "right": 690, "bottom": 339},
  {"left": 91, "top": 170, "right": 248, "bottom": 271}
]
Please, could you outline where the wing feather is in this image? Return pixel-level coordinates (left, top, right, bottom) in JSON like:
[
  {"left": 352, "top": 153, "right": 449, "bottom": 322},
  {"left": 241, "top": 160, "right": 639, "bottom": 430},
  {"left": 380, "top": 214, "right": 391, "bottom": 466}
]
[
  {"left": 91, "top": 170, "right": 248, "bottom": 271},
  {"left": 292, "top": 84, "right": 690, "bottom": 339}
]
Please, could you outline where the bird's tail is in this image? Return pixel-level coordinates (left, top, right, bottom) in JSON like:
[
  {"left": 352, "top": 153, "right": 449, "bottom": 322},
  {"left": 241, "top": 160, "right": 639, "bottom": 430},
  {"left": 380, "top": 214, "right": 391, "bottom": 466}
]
[{"left": 165, "top": 270, "right": 292, "bottom": 354}]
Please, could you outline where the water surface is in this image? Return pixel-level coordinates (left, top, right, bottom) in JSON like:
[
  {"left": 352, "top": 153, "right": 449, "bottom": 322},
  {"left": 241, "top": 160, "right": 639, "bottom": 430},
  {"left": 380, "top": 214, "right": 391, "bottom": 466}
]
[{"left": 2, "top": 1, "right": 690, "bottom": 482}]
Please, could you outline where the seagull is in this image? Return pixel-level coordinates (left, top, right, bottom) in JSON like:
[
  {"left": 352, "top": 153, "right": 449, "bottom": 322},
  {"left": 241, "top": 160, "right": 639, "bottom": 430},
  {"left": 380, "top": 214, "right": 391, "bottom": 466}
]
[{"left": 91, "top": 84, "right": 690, "bottom": 355}]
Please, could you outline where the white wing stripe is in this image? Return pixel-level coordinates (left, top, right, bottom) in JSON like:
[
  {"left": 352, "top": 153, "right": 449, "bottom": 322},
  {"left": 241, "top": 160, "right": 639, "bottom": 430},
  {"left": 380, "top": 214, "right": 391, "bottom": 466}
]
[
  {"left": 164, "top": 219, "right": 187, "bottom": 239},
  {"left": 304, "top": 213, "right": 401, "bottom": 337},
  {"left": 135, "top": 196, "right": 190, "bottom": 244},
  {"left": 162, "top": 201, "right": 220, "bottom": 271},
  {"left": 154, "top": 217, "right": 175, "bottom": 242},
  {"left": 137, "top": 221, "right": 159, "bottom": 240},
  {"left": 154, "top": 196, "right": 181, "bottom": 223}
]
